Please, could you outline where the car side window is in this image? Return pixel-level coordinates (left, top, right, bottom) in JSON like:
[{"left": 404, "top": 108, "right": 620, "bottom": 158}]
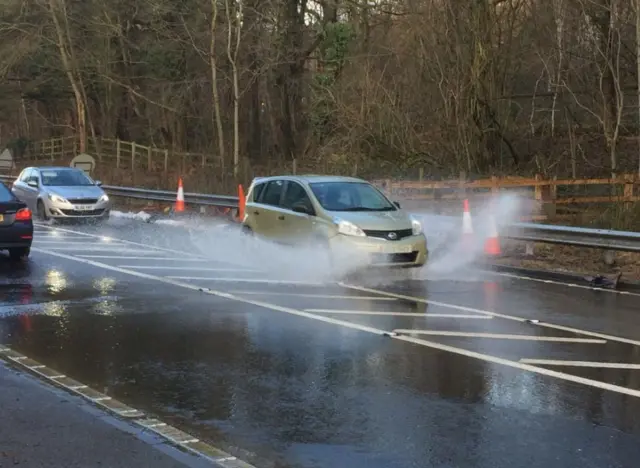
[
  {"left": 282, "top": 182, "right": 314, "bottom": 213},
  {"left": 27, "top": 170, "right": 39, "bottom": 185},
  {"left": 251, "top": 182, "right": 267, "bottom": 203},
  {"left": 260, "top": 180, "right": 285, "bottom": 206},
  {"left": 19, "top": 169, "right": 32, "bottom": 182}
]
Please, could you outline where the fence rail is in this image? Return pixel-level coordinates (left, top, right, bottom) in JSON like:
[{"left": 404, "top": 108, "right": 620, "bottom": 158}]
[{"left": 0, "top": 174, "right": 638, "bottom": 254}]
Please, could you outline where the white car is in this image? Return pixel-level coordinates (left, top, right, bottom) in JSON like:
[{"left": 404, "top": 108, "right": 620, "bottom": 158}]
[{"left": 12, "top": 166, "right": 111, "bottom": 222}]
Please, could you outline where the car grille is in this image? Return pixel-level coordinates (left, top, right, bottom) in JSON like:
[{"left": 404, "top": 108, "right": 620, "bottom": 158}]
[
  {"left": 363, "top": 229, "right": 413, "bottom": 241},
  {"left": 68, "top": 198, "right": 99, "bottom": 204},
  {"left": 371, "top": 252, "right": 419, "bottom": 263},
  {"left": 60, "top": 208, "right": 105, "bottom": 216}
]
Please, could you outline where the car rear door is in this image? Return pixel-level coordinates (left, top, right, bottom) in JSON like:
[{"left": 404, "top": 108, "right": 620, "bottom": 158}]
[
  {"left": 11, "top": 168, "right": 32, "bottom": 203},
  {"left": 280, "top": 181, "right": 317, "bottom": 245},
  {"left": 250, "top": 179, "right": 287, "bottom": 240},
  {"left": 20, "top": 169, "right": 40, "bottom": 210}
]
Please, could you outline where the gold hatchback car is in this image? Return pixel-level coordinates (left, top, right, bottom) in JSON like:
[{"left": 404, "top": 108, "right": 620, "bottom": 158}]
[{"left": 241, "top": 175, "right": 428, "bottom": 269}]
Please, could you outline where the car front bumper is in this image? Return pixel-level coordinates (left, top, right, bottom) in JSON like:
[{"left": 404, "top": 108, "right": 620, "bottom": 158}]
[
  {"left": 329, "top": 232, "right": 428, "bottom": 268},
  {"left": 44, "top": 199, "right": 111, "bottom": 219}
]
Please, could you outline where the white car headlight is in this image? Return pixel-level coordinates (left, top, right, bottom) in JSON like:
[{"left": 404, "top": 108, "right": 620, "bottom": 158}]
[
  {"left": 48, "top": 193, "right": 68, "bottom": 204},
  {"left": 99, "top": 194, "right": 109, "bottom": 202},
  {"left": 410, "top": 215, "right": 423, "bottom": 235},
  {"left": 334, "top": 218, "right": 365, "bottom": 237}
]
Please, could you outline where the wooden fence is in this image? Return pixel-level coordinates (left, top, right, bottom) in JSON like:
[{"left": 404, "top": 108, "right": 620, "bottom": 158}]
[
  {"left": 375, "top": 174, "right": 640, "bottom": 223},
  {"left": 8, "top": 135, "right": 640, "bottom": 224}
]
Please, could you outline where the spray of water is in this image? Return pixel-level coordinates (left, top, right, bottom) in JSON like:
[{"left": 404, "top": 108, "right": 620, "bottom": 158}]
[{"left": 108, "top": 192, "right": 527, "bottom": 286}]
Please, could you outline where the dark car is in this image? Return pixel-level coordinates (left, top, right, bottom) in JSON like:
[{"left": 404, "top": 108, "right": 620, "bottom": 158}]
[{"left": 0, "top": 181, "right": 33, "bottom": 260}]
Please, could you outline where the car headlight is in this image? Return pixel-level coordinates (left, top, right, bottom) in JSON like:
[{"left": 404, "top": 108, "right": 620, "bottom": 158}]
[
  {"left": 48, "top": 193, "right": 68, "bottom": 204},
  {"left": 410, "top": 215, "right": 423, "bottom": 235},
  {"left": 333, "top": 218, "right": 365, "bottom": 237},
  {"left": 99, "top": 194, "right": 109, "bottom": 202}
]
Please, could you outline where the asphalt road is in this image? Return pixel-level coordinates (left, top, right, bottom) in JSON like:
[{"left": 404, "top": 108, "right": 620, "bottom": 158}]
[{"left": 1, "top": 217, "right": 640, "bottom": 467}]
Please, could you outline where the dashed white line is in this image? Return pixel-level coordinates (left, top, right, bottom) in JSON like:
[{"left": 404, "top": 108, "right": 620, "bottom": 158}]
[
  {"left": 519, "top": 359, "right": 640, "bottom": 369},
  {"left": 77, "top": 255, "right": 196, "bottom": 260},
  {"left": 119, "top": 266, "right": 256, "bottom": 272},
  {"left": 340, "top": 282, "right": 640, "bottom": 347},
  {"left": 306, "top": 309, "right": 493, "bottom": 318},
  {"left": 167, "top": 276, "right": 327, "bottom": 285},
  {"left": 393, "top": 330, "right": 607, "bottom": 343},
  {"left": 229, "top": 291, "right": 398, "bottom": 300}
]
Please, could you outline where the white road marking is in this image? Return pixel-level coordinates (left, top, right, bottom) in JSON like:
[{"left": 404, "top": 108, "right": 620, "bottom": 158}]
[
  {"left": 167, "top": 276, "right": 327, "bottom": 286},
  {"left": 30, "top": 226, "right": 640, "bottom": 400},
  {"left": 77, "top": 255, "right": 200, "bottom": 260},
  {"left": 230, "top": 291, "right": 398, "bottom": 300},
  {"left": 484, "top": 270, "right": 640, "bottom": 297},
  {"left": 40, "top": 245, "right": 142, "bottom": 251},
  {"left": 392, "top": 334, "right": 640, "bottom": 398},
  {"left": 519, "top": 359, "right": 640, "bottom": 369},
  {"left": 305, "top": 309, "right": 493, "bottom": 318},
  {"left": 392, "top": 330, "right": 606, "bottom": 343},
  {"left": 119, "top": 266, "right": 256, "bottom": 272},
  {"left": 34, "top": 240, "right": 115, "bottom": 245},
  {"left": 341, "top": 283, "right": 640, "bottom": 347},
  {"left": 33, "top": 222, "right": 226, "bottom": 261}
]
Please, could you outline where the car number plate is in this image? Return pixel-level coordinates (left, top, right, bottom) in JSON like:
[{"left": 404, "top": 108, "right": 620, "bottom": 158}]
[
  {"left": 385, "top": 244, "right": 413, "bottom": 254},
  {"left": 365, "top": 243, "right": 413, "bottom": 254},
  {"left": 75, "top": 205, "right": 93, "bottom": 211},
  {"left": 0, "top": 214, "right": 4, "bottom": 222}
]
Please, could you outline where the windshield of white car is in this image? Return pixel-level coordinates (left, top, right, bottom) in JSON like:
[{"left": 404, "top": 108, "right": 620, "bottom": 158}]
[
  {"left": 309, "top": 182, "right": 396, "bottom": 212},
  {"left": 40, "top": 170, "right": 94, "bottom": 186}
]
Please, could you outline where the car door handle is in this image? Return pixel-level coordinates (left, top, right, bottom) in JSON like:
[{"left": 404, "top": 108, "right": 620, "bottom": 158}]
[{"left": 278, "top": 215, "right": 285, "bottom": 220}]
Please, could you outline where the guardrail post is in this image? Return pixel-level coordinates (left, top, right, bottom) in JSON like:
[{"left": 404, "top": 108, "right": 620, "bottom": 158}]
[
  {"left": 603, "top": 250, "right": 616, "bottom": 266},
  {"left": 525, "top": 242, "right": 535, "bottom": 256}
]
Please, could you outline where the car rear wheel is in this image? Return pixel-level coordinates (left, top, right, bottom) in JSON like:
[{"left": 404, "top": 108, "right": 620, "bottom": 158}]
[
  {"left": 36, "top": 200, "right": 49, "bottom": 221},
  {"left": 9, "top": 247, "right": 30, "bottom": 261}
]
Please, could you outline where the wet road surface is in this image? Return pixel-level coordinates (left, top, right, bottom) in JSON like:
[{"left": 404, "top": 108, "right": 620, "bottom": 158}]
[{"left": 1, "top": 219, "right": 640, "bottom": 467}]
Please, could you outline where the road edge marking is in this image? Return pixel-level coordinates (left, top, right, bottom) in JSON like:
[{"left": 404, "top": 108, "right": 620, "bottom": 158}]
[{"left": 0, "top": 347, "right": 257, "bottom": 467}]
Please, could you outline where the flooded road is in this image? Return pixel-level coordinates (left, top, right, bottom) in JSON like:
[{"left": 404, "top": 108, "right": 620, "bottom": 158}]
[{"left": 1, "top": 220, "right": 640, "bottom": 467}]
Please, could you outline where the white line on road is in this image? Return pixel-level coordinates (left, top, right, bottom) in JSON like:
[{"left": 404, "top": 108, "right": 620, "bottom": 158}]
[
  {"left": 485, "top": 270, "right": 640, "bottom": 297},
  {"left": 340, "top": 282, "right": 640, "bottom": 347},
  {"left": 392, "top": 330, "right": 606, "bottom": 343},
  {"left": 77, "top": 255, "right": 206, "bottom": 261},
  {"left": 119, "top": 266, "right": 256, "bottom": 272},
  {"left": 31, "top": 230, "right": 640, "bottom": 400},
  {"left": 167, "top": 276, "right": 327, "bottom": 286},
  {"left": 391, "top": 334, "right": 640, "bottom": 398},
  {"left": 519, "top": 359, "right": 640, "bottom": 369},
  {"left": 306, "top": 309, "right": 493, "bottom": 318},
  {"left": 230, "top": 291, "right": 398, "bottom": 300}
]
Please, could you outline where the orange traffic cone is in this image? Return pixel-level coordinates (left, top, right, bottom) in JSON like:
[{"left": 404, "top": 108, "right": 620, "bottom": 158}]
[
  {"left": 236, "top": 184, "right": 245, "bottom": 222},
  {"left": 175, "top": 178, "right": 185, "bottom": 212},
  {"left": 484, "top": 205, "right": 501, "bottom": 256},
  {"left": 462, "top": 199, "right": 474, "bottom": 250}
]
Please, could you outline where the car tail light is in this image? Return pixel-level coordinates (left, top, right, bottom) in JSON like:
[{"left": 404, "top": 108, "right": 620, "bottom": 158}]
[{"left": 15, "top": 208, "right": 32, "bottom": 221}]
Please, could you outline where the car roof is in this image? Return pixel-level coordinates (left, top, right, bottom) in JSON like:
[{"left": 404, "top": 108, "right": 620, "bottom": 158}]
[
  {"left": 31, "top": 166, "right": 79, "bottom": 171},
  {"left": 251, "top": 175, "right": 368, "bottom": 185}
]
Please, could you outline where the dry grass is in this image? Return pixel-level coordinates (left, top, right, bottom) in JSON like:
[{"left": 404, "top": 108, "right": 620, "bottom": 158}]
[{"left": 495, "top": 240, "right": 640, "bottom": 282}]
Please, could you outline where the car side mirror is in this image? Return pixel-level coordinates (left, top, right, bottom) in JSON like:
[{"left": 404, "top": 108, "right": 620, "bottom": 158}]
[
  {"left": 95, "top": 180, "right": 103, "bottom": 186},
  {"left": 291, "top": 202, "right": 313, "bottom": 216},
  {"left": 393, "top": 201, "right": 401, "bottom": 208},
  {"left": 27, "top": 180, "right": 38, "bottom": 188}
]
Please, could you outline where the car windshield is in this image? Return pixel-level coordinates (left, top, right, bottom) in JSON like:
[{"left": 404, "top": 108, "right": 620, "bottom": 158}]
[
  {"left": 41, "top": 169, "right": 94, "bottom": 186},
  {"left": 309, "top": 181, "right": 396, "bottom": 212}
]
